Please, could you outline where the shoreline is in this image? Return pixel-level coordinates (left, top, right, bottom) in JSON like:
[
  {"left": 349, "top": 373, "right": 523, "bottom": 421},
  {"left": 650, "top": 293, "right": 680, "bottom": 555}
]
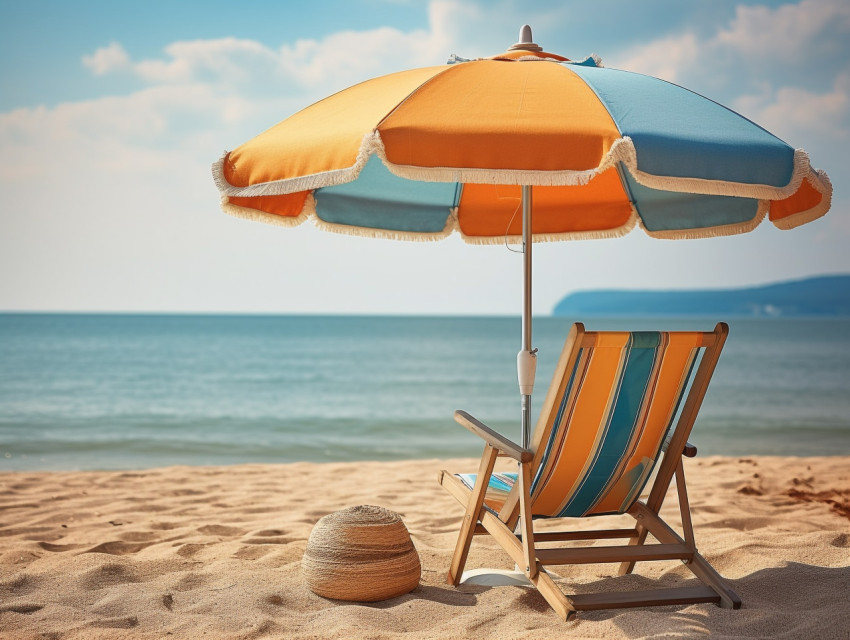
[
  {"left": 5, "top": 451, "right": 850, "bottom": 476},
  {"left": 2, "top": 456, "right": 849, "bottom": 638}
]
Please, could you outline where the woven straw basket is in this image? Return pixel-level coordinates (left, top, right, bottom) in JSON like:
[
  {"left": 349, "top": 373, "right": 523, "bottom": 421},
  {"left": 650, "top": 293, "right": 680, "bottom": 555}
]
[{"left": 302, "top": 505, "right": 421, "bottom": 602}]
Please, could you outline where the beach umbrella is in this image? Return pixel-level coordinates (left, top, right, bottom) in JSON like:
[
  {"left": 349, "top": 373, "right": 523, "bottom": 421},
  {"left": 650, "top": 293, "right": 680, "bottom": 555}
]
[{"left": 212, "top": 26, "right": 832, "bottom": 447}]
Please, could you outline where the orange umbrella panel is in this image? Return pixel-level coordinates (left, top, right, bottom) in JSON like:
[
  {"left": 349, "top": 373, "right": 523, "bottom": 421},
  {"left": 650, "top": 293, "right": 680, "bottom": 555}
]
[{"left": 457, "top": 169, "right": 634, "bottom": 242}]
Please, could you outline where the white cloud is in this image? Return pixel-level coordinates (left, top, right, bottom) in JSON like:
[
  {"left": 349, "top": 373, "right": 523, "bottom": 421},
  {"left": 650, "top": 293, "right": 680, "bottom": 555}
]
[
  {"left": 612, "top": 1, "right": 850, "bottom": 152},
  {"left": 276, "top": 26, "right": 439, "bottom": 87},
  {"left": 0, "top": 1, "right": 492, "bottom": 313},
  {"left": 17, "top": 0, "right": 510, "bottom": 189},
  {"left": 609, "top": 32, "right": 699, "bottom": 82},
  {"left": 615, "top": 0, "right": 850, "bottom": 82},
  {"left": 133, "top": 37, "right": 279, "bottom": 85},
  {"left": 82, "top": 41, "right": 130, "bottom": 75},
  {"left": 735, "top": 73, "right": 850, "bottom": 143},
  {"left": 0, "top": 83, "right": 264, "bottom": 181},
  {"left": 7, "top": 4, "right": 490, "bottom": 189},
  {"left": 76, "top": 0, "right": 560, "bottom": 93},
  {"left": 82, "top": 4, "right": 470, "bottom": 91},
  {"left": 715, "top": 0, "right": 850, "bottom": 60}
]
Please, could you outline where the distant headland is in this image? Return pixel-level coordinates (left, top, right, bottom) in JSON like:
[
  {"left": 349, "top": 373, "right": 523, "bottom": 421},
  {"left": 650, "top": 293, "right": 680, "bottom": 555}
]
[{"left": 552, "top": 274, "right": 850, "bottom": 317}]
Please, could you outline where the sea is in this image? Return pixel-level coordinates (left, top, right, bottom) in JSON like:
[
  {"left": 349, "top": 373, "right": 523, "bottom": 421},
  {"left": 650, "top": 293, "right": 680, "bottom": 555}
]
[{"left": 1, "top": 314, "right": 849, "bottom": 472}]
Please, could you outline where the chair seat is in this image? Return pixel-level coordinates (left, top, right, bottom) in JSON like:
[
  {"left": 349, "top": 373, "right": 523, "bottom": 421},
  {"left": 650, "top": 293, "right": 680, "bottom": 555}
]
[{"left": 456, "top": 472, "right": 517, "bottom": 514}]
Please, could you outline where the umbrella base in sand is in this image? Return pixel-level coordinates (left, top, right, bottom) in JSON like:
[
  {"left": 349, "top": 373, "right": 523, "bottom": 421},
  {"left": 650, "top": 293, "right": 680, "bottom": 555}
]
[{"left": 460, "top": 568, "right": 532, "bottom": 587}]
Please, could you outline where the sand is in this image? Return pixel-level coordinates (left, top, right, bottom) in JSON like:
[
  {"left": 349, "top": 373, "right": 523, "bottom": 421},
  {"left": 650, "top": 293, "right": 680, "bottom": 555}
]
[{"left": 1, "top": 456, "right": 849, "bottom": 639}]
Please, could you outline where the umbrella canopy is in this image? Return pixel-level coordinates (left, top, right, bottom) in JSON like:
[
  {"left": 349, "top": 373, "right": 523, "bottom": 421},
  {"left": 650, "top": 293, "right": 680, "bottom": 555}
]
[
  {"left": 212, "top": 26, "right": 832, "bottom": 445},
  {"left": 212, "top": 33, "right": 831, "bottom": 244}
]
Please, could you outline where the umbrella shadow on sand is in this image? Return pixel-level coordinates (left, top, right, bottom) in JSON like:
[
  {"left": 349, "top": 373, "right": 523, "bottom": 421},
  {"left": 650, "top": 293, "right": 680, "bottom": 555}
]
[{"left": 365, "top": 583, "right": 486, "bottom": 610}]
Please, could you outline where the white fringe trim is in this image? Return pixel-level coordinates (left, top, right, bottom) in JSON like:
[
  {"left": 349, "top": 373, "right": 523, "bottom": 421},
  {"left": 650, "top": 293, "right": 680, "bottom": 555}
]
[
  {"left": 214, "top": 129, "right": 833, "bottom": 238},
  {"left": 373, "top": 136, "right": 827, "bottom": 205},
  {"left": 214, "top": 127, "right": 829, "bottom": 211}
]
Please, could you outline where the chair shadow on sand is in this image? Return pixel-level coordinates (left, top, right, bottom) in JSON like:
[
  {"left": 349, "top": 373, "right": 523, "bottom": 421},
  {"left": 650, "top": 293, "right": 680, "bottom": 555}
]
[{"left": 371, "top": 562, "right": 850, "bottom": 635}]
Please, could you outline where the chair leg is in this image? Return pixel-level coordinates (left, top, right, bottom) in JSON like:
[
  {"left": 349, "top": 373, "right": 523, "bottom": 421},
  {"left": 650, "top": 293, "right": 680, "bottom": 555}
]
[
  {"left": 447, "top": 444, "right": 498, "bottom": 585},
  {"left": 617, "top": 523, "right": 648, "bottom": 576},
  {"left": 685, "top": 551, "right": 743, "bottom": 609},
  {"left": 674, "top": 462, "right": 741, "bottom": 609},
  {"left": 517, "top": 462, "right": 537, "bottom": 579},
  {"left": 530, "top": 565, "right": 576, "bottom": 620},
  {"left": 675, "top": 460, "right": 696, "bottom": 550}
]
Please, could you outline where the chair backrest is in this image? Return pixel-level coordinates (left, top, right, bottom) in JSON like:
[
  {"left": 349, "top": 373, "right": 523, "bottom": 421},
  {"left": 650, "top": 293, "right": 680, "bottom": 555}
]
[{"left": 528, "top": 322, "right": 727, "bottom": 519}]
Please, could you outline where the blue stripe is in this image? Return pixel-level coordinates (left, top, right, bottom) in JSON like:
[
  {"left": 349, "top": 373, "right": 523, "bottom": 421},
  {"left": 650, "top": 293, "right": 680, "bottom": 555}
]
[
  {"left": 559, "top": 334, "right": 660, "bottom": 517},
  {"left": 315, "top": 156, "right": 459, "bottom": 232},
  {"left": 599, "top": 346, "right": 700, "bottom": 515},
  {"left": 568, "top": 65, "right": 795, "bottom": 187},
  {"left": 622, "top": 171, "right": 761, "bottom": 232}
]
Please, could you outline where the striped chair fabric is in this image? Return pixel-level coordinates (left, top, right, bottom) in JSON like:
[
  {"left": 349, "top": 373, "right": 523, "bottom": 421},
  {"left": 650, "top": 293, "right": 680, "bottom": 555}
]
[{"left": 457, "top": 330, "right": 706, "bottom": 519}]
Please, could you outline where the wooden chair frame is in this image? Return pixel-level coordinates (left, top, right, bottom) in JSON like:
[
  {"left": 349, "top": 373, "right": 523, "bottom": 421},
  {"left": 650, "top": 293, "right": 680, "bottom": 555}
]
[{"left": 438, "top": 322, "right": 742, "bottom": 619}]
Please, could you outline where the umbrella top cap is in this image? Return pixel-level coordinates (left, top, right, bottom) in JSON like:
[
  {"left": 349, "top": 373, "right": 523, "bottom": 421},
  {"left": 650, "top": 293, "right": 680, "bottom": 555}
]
[
  {"left": 508, "top": 25, "right": 543, "bottom": 52},
  {"left": 494, "top": 25, "right": 569, "bottom": 62}
]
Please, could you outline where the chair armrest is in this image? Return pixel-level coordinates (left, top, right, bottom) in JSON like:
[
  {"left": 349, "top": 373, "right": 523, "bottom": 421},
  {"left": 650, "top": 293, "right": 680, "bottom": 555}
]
[
  {"left": 453, "top": 410, "right": 533, "bottom": 462},
  {"left": 662, "top": 438, "right": 698, "bottom": 458}
]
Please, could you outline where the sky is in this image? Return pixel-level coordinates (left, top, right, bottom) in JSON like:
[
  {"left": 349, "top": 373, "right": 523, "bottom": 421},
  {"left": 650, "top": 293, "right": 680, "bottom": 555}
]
[{"left": 1, "top": 0, "right": 848, "bottom": 315}]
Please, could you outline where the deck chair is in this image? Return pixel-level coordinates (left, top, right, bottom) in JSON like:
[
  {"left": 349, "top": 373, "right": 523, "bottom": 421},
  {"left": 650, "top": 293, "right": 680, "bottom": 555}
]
[{"left": 438, "top": 322, "right": 741, "bottom": 619}]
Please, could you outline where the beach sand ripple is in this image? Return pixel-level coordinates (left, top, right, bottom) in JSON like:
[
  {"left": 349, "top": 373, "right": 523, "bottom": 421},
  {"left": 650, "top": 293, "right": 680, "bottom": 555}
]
[{"left": 1, "top": 457, "right": 848, "bottom": 639}]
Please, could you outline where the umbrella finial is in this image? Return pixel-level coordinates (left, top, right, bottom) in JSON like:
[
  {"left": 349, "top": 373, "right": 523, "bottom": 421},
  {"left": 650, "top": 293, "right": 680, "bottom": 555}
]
[{"left": 509, "top": 24, "right": 543, "bottom": 52}]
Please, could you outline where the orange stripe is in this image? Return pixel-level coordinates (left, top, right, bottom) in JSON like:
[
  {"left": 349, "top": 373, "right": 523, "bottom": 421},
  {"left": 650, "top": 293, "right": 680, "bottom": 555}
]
[
  {"left": 457, "top": 169, "right": 632, "bottom": 237},
  {"left": 532, "top": 333, "right": 630, "bottom": 516},
  {"left": 531, "top": 348, "right": 591, "bottom": 510}
]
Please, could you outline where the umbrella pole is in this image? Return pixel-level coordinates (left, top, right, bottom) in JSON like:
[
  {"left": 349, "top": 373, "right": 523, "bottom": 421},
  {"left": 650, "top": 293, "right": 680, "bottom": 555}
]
[
  {"left": 518, "top": 185, "right": 537, "bottom": 449},
  {"left": 461, "top": 187, "right": 537, "bottom": 589}
]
